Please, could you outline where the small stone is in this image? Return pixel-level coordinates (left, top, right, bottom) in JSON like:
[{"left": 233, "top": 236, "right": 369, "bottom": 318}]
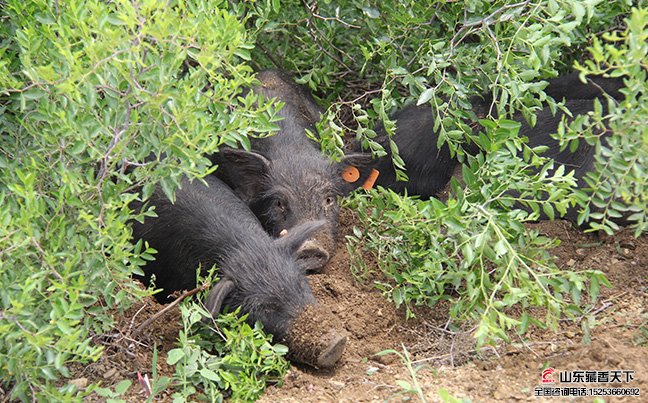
[
  {"left": 566, "top": 259, "right": 576, "bottom": 267},
  {"left": 620, "top": 240, "right": 635, "bottom": 250},
  {"left": 103, "top": 368, "right": 118, "bottom": 379},
  {"left": 366, "top": 366, "right": 380, "bottom": 376},
  {"left": 494, "top": 384, "right": 508, "bottom": 399},
  {"left": 69, "top": 378, "right": 88, "bottom": 389},
  {"left": 329, "top": 380, "right": 345, "bottom": 389},
  {"left": 373, "top": 352, "right": 397, "bottom": 365}
]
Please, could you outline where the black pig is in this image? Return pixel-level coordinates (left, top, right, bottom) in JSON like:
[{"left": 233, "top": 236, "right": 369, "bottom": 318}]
[
  {"left": 131, "top": 175, "right": 323, "bottom": 340},
  {"left": 212, "top": 70, "right": 373, "bottom": 273},
  {"left": 369, "top": 103, "right": 480, "bottom": 198},
  {"left": 514, "top": 98, "right": 611, "bottom": 222},
  {"left": 368, "top": 74, "right": 625, "bottom": 224}
]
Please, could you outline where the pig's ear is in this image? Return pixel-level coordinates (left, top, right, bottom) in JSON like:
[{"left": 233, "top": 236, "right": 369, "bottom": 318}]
[
  {"left": 214, "top": 148, "right": 271, "bottom": 200},
  {"left": 204, "top": 279, "right": 236, "bottom": 318},
  {"left": 275, "top": 220, "right": 327, "bottom": 255},
  {"left": 334, "top": 153, "right": 379, "bottom": 195}
]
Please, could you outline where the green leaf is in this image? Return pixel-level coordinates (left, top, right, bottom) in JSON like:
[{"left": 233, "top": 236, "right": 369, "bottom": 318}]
[
  {"left": 94, "top": 387, "right": 113, "bottom": 398},
  {"left": 34, "top": 13, "right": 55, "bottom": 24},
  {"left": 159, "top": 178, "right": 176, "bottom": 204},
  {"left": 22, "top": 88, "right": 47, "bottom": 101},
  {"left": 167, "top": 349, "right": 185, "bottom": 365},
  {"left": 374, "top": 349, "right": 398, "bottom": 357},
  {"left": 234, "top": 48, "right": 251, "bottom": 61},
  {"left": 114, "top": 380, "right": 132, "bottom": 395},
  {"left": 106, "top": 14, "right": 127, "bottom": 26},
  {"left": 417, "top": 88, "right": 435, "bottom": 106},
  {"left": 395, "top": 379, "right": 413, "bottom": 391},
  {"left": 362, "top": 7, "right": 380, "bottom": 18},
  {"left": 272, "top": 344, "right": 289, "bottom": 354},
  {"left": 200, "top": 368, "right": 221, "bottom": 382}
]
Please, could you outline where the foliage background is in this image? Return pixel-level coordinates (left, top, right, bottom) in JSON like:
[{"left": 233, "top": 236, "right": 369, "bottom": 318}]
[{"left": 0, "top": 0, "right": 645, "bottom": 400}]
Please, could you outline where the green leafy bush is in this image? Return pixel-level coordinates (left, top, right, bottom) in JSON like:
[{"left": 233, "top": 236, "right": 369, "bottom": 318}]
[
  {"left": 165, "top": 303, "right": 289, "bottom": 402},
  {"left": 344, "top": 116, "right": 608, "bottom": 345},
  {"left": 339, "top": 5, "right": 646, "bottom": 345},
  {"left": 0, "top": 0, "right": 278, "bottom": 399},
  {"left": 570, "top": 8, "right": 648, "bottom": 235}
]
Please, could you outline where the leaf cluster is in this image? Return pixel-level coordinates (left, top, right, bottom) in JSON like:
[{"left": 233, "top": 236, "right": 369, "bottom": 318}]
[
  {"left": 165, "top": 303, "right": 289, "bottom": 403},
  {"left": 0, "top": 0, "right": 277, "bottom": 399},
  {"left": 346, "top": 183, "right": 608, "bottom": 346}
]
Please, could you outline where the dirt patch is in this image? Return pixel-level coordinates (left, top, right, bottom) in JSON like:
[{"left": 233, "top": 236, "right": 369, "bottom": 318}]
[
  {"left": 67, "top": 302, "right": 181, "bottom": 402},
  {"left": 260, "top": 215, "right": 648, "bottom": 402},
  {"left": 66, "top": 210, "right": 647, "bottom": 402}
]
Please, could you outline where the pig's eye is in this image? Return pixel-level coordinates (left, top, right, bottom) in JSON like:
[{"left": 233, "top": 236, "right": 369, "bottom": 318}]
[
  {"left": 324, "top": 196, "right": 335, "bottom": 207},
  {"left": 274, "top": 199, "right": 285, "bottom": 211}
]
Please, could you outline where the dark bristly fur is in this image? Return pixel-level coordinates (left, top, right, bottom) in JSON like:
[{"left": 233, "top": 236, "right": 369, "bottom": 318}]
[
  {"left": 211, "top": 70, "right": 372, "bottom": 272},
  {"left": 369, "top": 104, "right": 479, "bottom": 198},
  {"left": 131, "top": 175, "right": 324, "bottom": 338},
  {"left": 543, "top": 72, "right": 625, "bottom": 101}
]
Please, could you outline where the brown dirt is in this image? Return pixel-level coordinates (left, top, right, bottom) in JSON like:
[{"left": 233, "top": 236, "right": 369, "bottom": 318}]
[
  {"left": 68, "top": 302, "right": 181, "bottom": 402},
  {"left": 67, "top": 210, "right": 647, "bottom": 402}
]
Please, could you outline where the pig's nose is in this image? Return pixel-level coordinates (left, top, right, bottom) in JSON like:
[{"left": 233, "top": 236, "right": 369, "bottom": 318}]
[
  {"left": 296, "top": 240, "right": 330, "bottom": 274},
  {"left": 317, "top": 332, "right": 347, "bottom": 368}
]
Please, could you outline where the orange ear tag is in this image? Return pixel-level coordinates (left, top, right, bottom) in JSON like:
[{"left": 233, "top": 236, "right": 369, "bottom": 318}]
[
  {"left": 361, "top": 169, "right": 380, "bottom": 190},
  {"left": 342, "top": 166, "right": 360, "bottom": 183}
]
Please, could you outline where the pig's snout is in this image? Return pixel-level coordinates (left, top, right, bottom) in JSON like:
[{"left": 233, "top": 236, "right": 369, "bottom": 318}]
[
  {"left": 285, "top": 304, "right": 347, "bottom": 369},
  {"left": 296, "top": 240, "right": 330, "bottom": 273},
  {"left": 317, "top": 332, "right": 347, "bottom": 368}
]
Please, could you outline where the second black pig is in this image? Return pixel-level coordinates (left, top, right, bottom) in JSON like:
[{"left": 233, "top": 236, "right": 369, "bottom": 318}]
[{"left": 212, "top": 70, "right": 374, "bottom": 273}]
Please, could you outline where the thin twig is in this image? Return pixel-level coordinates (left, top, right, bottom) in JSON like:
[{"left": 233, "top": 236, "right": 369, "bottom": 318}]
[
  {"left": 132, "top": 284, "right": 210, "bottom": 337},
  {"left": 337, "top": 88, "right": 384, "bottom": 106},
  {"left": 128, "top": 303, "right": 149, "bottom": 334},
  {"left": 451, "top": 0, "right": 531, "bottom": 49},
  {"left": 300, "top": 0, "right": 355, "bottom": 72},
  {"left": 310, "top": 9, "right": 361, "bottom": 29},
  {"left": 31, "top": 238, "right": 64, "bottom": 281}
]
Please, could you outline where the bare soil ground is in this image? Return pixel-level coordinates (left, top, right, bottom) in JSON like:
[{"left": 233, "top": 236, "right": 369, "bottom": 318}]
[{"left": 69, "top": 209, "right": 647, "bottom": 402}]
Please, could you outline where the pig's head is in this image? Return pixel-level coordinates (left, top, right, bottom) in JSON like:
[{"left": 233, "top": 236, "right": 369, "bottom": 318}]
[
  {"left": 203, "top": 221, "right": 349, "bottom": 368},
  {"left": 203, "top": 220, "right": 317, "bottom": 337},
  {"left": 215, "top": 148, "right": 374, "bottom": 273}
]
